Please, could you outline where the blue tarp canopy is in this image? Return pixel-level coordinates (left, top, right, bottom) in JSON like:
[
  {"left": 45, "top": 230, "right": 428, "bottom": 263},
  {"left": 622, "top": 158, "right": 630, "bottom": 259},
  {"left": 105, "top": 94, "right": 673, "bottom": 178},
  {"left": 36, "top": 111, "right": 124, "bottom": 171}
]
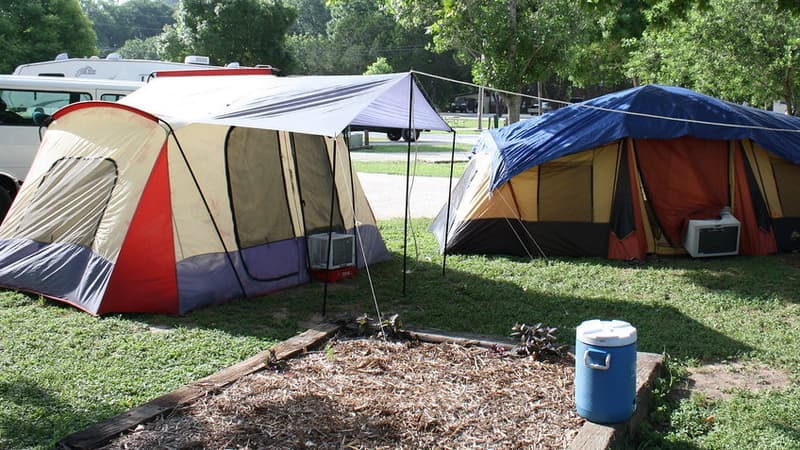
[{"left": 486, "top": 84, "right": 800, "bottom": 191}]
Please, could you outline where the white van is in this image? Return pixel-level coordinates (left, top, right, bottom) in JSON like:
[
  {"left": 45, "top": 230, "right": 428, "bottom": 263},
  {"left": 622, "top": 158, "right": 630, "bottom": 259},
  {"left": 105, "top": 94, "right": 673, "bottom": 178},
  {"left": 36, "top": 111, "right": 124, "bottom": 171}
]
[{"left": 0, "top": 75, "right": 142, "bottom": 217}]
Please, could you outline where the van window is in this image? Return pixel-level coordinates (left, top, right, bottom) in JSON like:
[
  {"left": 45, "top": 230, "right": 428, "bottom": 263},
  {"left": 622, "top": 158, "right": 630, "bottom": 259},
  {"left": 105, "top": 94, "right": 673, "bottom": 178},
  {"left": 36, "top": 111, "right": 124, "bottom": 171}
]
[
  {"left": 0, "top": 89, "right": 90, "bottom": 125},
  {"left": 100, "top": 93, "right": 127, "bottom": 102}
]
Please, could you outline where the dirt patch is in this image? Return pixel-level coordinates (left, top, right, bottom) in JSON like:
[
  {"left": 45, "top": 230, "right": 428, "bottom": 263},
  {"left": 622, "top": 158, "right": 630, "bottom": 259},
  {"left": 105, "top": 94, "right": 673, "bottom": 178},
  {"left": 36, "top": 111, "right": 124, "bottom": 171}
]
[
  {"left": 672, "top": 360, "right": 792, "bottom": 402},
  {"left": 101, "top": 338, "right": 582, "bottom": 449}
]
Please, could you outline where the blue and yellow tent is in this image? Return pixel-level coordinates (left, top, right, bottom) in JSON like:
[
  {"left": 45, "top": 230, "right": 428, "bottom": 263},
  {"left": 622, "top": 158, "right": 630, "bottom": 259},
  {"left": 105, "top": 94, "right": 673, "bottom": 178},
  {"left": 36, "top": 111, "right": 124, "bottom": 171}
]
[{"left": 433, "top": 85, "right": 800, "bottom": 259}]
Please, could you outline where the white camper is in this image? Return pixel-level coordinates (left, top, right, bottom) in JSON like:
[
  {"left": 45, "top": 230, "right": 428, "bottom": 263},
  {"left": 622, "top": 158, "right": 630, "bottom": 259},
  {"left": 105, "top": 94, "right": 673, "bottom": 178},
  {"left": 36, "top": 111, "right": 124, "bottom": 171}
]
[{"left": 12, "top": 53, "right": 254, "bottom": 82}]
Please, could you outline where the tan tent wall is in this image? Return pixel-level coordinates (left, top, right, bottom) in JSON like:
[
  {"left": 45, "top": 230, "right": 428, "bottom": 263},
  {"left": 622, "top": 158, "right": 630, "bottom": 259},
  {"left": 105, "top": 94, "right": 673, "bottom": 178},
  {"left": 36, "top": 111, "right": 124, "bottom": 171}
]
[
  {"left": 0, "top": 106, "right": 167, "bottom": 262},
  {"left": 169, "top": 123, "right": 235, "bottom": 260},
  {"left": 744, "top": 141, "right": 782, "bottom": 217},
  {"left": 168, "top": 125, "right": 385, "bottom": 263},
  {"left": 626, "top": 139, "right": 657, "bottom": 254},
  {"left": 593, "top": 144, "right": 619, "bottom": 223},
  {"left": 450, "top": 144, "right": 618, "bottom": 226}
]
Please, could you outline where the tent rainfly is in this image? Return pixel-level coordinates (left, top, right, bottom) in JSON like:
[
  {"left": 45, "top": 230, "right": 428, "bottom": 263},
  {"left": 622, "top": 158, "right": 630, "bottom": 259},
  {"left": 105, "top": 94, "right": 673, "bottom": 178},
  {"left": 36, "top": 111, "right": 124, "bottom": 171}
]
[
  {"left": 431, "top": 84, "right": 800, "bottom": 259},
  {"left": 0, "top": 72, "right": 451, "bottom": 315}
]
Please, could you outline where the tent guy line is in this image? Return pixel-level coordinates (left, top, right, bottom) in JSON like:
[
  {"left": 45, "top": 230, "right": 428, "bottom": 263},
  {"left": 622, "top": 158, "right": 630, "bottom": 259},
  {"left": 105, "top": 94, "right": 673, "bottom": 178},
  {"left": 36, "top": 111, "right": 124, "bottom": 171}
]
[{"left": 412, "top": 70, "right": 800, "bottom": 134}]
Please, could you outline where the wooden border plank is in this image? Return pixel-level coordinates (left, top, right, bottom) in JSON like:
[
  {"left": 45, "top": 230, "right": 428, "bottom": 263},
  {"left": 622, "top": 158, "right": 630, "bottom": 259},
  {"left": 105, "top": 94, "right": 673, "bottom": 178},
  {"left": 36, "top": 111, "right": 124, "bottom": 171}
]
[
  {"left": 57, "top": 323, "right": 340, "bottom": 450},
  {"left": 403, "top": 325, "right": 517, "bottom": 350},
  {"left": 58, "top": 323, "right": 659, "bottom": 450}
]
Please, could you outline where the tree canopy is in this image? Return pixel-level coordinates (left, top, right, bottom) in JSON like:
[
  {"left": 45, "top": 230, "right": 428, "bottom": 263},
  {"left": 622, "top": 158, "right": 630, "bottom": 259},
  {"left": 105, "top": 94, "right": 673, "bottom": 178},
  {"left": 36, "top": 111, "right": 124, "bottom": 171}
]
[
  {"left": 6, "top": 0, "right": 798, "bottom": 119},
  {"left": 626, "top": 0, "right": 800, "bottom": 114},
  {"left": 81, "top": 0, "right": 174, "bottom": 54},
  {"left": 285, "top": 0, "right": 469, "bottom": 109},
  {"left": 0, "top": 0, "right": 96, "bottom": 73},
  {"left": 286, "top": 0, "right": 329, "bottom": 35},
  {"left": 159, "top": 0, "right": 296, "bottom": 68},
  {"left": 387, "top": 0, "right": 578, "bottom": 122}
]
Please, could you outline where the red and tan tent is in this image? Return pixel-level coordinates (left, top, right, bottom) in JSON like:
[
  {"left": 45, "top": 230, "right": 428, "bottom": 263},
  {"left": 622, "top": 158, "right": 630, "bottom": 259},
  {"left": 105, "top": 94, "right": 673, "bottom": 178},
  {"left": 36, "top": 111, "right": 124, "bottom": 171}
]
[{"left": 0, "top": 72, "right": 451, "bottom": 314}]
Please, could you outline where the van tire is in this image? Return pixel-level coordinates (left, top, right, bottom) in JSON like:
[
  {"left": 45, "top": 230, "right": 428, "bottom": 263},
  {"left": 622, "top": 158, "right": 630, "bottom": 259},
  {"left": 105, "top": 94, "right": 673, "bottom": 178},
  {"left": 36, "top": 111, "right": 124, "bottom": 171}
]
[
  {"left": 386, "top": 129, "right": 402, "bottom": 141},
  {"left": 402, "top": 129, "right": 420, "bottom": 142}
]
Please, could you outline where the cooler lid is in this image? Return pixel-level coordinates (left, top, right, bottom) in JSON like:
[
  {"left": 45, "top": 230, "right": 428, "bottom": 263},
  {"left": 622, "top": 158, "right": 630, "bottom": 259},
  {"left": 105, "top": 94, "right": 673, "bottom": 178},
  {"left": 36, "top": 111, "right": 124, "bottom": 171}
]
[{"left": 576, "top": 319, "right": 637, "bottom": 347}]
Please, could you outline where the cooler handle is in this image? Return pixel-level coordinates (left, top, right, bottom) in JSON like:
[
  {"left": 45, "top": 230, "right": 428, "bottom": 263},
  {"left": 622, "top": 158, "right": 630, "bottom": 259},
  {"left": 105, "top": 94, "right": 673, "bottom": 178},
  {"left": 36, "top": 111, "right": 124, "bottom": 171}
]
[{"left": 583, "top": 349, "right": 611, "bottom": 371}]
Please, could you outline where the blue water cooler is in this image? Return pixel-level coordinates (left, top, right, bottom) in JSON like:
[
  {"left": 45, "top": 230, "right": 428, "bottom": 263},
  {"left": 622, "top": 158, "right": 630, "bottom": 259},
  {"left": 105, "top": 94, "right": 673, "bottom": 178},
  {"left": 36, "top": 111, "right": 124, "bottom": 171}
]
[{"left": 575, "top": 319, "right": 637, "bottom": 424}]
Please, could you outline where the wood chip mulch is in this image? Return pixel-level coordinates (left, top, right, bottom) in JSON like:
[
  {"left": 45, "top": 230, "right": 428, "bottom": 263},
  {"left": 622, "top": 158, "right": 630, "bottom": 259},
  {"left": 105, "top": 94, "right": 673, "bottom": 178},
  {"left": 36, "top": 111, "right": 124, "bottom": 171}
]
[{"left": 102, "top": 337, "right": 583, "bottom": 449}]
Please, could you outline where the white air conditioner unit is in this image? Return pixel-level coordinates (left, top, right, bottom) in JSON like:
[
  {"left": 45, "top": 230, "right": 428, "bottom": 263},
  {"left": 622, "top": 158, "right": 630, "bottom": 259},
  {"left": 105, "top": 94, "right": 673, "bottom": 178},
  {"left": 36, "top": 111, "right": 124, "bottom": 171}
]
[
  {"left": 684, "top": 209, "right": 741, "bottom": 257},
  {"left": 308, "top": 233, "right": 356, "bottom": 269}
]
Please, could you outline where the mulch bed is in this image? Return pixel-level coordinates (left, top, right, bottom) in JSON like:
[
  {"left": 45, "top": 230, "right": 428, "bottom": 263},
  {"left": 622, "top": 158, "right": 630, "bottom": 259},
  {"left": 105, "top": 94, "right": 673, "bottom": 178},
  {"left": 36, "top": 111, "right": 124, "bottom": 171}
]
[{"left": 101, "top": 337, "right": 583, "bottom": 449}]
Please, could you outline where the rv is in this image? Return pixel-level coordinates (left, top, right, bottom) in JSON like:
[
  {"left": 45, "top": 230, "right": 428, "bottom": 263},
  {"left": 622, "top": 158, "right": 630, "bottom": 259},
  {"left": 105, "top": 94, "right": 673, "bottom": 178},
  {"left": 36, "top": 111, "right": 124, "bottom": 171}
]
[
  {"left": 0, "top": 75, "right": 142, "bottom": 218},
  {"left": 11, "top": 53, "right": 257, "bottom": 82}
]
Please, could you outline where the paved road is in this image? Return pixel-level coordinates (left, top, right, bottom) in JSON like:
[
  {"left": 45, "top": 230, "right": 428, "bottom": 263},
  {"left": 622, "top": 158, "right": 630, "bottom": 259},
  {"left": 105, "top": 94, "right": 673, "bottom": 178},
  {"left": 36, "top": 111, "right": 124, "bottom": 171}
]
[
  {"left": 352, "top": 130, "right": 473, "bottom": 219},
  {"left": 357, "top": 172, "right": 458, "bottom": 219}
]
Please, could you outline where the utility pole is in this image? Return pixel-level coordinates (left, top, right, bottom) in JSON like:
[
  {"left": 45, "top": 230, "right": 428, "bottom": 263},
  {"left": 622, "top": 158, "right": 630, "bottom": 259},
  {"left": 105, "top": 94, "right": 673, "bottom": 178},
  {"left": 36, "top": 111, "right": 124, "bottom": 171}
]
[
  {"left": 477, "top": 86, "right": 484, "bottom": 130},
  {"left": 537, "top": 81, "right": 542, "bottom": 116}
]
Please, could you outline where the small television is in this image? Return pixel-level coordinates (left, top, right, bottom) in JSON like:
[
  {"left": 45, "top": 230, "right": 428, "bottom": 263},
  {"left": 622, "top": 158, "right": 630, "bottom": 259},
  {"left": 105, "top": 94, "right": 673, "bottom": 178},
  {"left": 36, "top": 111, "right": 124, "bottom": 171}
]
[
  {"left": 308, "top": 232, "right": 356, "bottom": 269},
  {"left": 683, "top": 209, "right": 740, "bottom": 258}
]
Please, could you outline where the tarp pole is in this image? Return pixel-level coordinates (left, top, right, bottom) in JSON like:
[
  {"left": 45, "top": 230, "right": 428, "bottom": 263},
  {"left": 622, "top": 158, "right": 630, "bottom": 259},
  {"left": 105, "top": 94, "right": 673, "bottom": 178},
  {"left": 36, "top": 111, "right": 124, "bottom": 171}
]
[
  {"left": 477, "top": 86, "right": 484, "bottom": 130},
  {"left": 402, "top": 73, "right": 415, "bottom": 295},
  {"left": 442, "top": 131, "right": 457, "bottom": 275},
  {"left": 345, "top": 127, "right": 359, "bottom": 262},
  {"left": 322, "top": 138, "right": 339, "bottom": 316}
]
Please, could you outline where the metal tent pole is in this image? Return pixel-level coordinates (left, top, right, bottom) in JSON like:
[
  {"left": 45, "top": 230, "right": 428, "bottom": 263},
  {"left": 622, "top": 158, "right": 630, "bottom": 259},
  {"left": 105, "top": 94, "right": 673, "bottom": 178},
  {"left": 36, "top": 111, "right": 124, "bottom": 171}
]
[
  {"left": 442, "top": 131, "right": 457, "bottom": 275},
  {"left": 322, "top": 138, "right": 339, "bottom": 316},
  {"left": 402, "top": 73, "right": 415, "bottom": 295}
]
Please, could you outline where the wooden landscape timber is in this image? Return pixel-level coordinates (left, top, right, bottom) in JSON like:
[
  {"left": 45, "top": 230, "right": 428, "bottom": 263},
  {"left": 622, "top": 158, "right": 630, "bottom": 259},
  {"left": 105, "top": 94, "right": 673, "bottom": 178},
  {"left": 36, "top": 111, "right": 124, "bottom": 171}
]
[
  {"left": 568, "top": 352, "right": 665, "bottom": 450},
  {"left": 57, "top": 321, "right": 664, "bottom": 450},
  {"left": 57, "top": 323, "right": 341, "bottom": 450}
]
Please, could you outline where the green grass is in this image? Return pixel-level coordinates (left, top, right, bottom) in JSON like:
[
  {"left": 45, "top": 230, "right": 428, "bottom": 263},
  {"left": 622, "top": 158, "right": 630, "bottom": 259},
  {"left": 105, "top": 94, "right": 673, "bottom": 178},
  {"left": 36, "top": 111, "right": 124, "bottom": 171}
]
[
  {"left": 353, "top": 160, "right": 467, "bottom": 177},
  {"left": 440, "top": 115, "right": 505, "bottom": 131},
  {"left": 2, "top": 219, "right": 800, "bottom": 448},
  {"left": 354, "top": 142, "right": 474, "bottom": 153}
]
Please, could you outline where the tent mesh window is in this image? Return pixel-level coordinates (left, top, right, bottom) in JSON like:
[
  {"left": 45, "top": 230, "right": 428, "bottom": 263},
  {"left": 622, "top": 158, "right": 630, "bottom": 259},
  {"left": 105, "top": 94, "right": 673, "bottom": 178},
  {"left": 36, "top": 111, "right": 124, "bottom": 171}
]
[
  {"left": 17, "top": 157, "right": 117, "bottom": 247},
  {"left": 290, "top": 133, "right": 344, "bottom": 235},
  {"left": 771, "top": 159, "right": 800, "bottom": 217},
  {"left": 227, "top": 127, "right": 295, "bottom": 247},
  {"left": 538, "top": 162, "right": 592, "bottom": 222}
]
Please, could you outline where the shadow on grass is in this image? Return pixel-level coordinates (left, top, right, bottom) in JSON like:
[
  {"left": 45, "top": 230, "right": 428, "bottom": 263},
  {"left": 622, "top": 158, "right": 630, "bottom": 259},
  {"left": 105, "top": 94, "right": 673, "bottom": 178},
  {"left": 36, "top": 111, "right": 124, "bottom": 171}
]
[
  {"left": 7, "top": 249, "right": 764, "bottom": 448},
  {"left": 0, "top": 378, "right": 116, "bottom": 449},
  {"left": 395, "top": 258, "right": 754, "bottom": 361},
  {"left": 117, "top": 251, "right": 758, "bottom": 363},
  {"left": 0, "top": 379, "right": 61, "bottom": 449}
]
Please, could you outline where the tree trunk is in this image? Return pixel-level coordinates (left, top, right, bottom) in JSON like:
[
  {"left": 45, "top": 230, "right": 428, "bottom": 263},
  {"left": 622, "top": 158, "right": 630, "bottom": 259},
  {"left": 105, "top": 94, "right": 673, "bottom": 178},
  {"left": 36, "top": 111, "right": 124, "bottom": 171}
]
[
  {"left": 784, "top": 68, "right": 795, "bottom": 115},
  {"left": 503, "top": 94, "right": 521, "bottom": 124}
]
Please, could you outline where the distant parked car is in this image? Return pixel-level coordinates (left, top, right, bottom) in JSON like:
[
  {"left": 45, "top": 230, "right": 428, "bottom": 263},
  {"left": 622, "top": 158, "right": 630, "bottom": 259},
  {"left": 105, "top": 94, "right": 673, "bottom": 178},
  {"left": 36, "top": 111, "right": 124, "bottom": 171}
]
[
  {"left": 527, "top": 101, "right": 554, "bottom": 115},
  {"left": 450, "top": 98, "right": 478, "bottom": 113}
]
